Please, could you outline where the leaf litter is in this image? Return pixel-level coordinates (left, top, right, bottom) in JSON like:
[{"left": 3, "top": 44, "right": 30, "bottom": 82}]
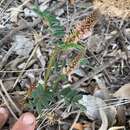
[{"left": 1, "top": 0, "right": 130, "bottom": 130}]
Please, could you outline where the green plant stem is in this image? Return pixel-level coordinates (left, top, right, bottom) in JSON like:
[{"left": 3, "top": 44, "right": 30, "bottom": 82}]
[{"left": 44, "top": 47, "right": 59, "bottom": 90}]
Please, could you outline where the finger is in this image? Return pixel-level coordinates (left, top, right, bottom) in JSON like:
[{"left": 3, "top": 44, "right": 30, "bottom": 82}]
[
  {"left": 11, "top": 112, "right": 36, "bottom": 130},
  {"left": 0, "top": 107, "right": 9, "bottom": 129}
]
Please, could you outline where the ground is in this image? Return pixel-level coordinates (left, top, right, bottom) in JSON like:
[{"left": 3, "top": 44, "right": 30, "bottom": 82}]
[{"left": 0, "top": 0, "right": 130, "bottom": 130}]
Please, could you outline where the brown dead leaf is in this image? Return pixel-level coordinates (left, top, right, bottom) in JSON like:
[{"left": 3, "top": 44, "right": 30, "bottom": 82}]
[
  {"left": 93, "top": 0, "right": 130, "bottom": 18},
  {"left": 72, "top": 122, "right": 91, "bottom": 130},
  {"left": 73, "top": 123, "right": 84, "bottom": 130},
  {"left": 113, "top": 83, "right": 130, "bottom": 98},
  {"left": 68, "top": 0, "right": 75, "bottom": 5}
]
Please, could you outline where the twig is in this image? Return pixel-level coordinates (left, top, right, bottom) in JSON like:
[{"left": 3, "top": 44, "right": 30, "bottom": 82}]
[
  {"left": 12, "top": 47, "right": 38, "bottom": 89},
  {"left": 0, "top": 44, "right": 15, "bottom": 69},
  {"left": 0, "top": 88, "right": 18, "bottom": 120},
  {"left": 69, "top": 110, "right": 80, "bottom": 130},
  {"left": 12, "top": 36, "right": 44, "bottom": 89},
  {"left": 98, "top": 108, "right": 108, "bottom": 130},
  {"left": 0, "top": 80, "right": 21, "bottom": 114},
  {"left": 108, "top": 126, "right": 125, "bottom": 130},
  {"left": 118, "top": 29, "right": 129, "bottom": 61},
  {"left": 0, "top": 18, "right": 41, "bottom": 47},
  {"left": 119, "top": 12, "right": 128, "bottom": 29},
  {"left": 0, "top": 68, "right": 45, "bottom": 73},
  {"left": 0, "top": 0, "right": 14, "bottom": 15},
  {"left": 0, "top": 0, "right": 5, "bottom": 6},
  {"left": 72, "top": 56, "right": 121, "bottom": 88},
  {"left": 89, "top": 51, "right": 112, "bottom": 83}
]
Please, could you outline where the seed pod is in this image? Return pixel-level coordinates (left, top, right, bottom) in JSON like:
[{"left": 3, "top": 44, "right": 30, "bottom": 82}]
[
  {"left": 64, "top": 9, "right": 101, "bottom": 43},
  {"left": 63, "top": 52, "right": 84, "bottom": 81}
]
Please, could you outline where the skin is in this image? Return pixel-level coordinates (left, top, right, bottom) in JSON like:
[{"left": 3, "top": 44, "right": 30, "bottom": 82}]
[{"left": 0, "top": 107, "right": 36, "bottom": 130}]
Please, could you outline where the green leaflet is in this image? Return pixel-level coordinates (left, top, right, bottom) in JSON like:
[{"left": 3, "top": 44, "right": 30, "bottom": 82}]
[
  {"left": 58, "top": 42, "right": 85, "bottom": 51},
  {"left": 59, "top": 87, "right": 82, "bottom": 105},
  {"left": 29, "top": 83, "right": 55, "bottom": 113},
  {"left": 33, "top": 6, "right": 65, "bottom": 37}
]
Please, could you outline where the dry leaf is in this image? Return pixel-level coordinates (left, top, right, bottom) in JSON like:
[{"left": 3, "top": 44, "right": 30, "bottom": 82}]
[
  {"left": 72, "top": 123, "right": 91, "bottom": 130},
  {"left": 36, "top": 47, "right": 46, "bottom": 69},
  {"left": 93, "top": 0, "right": 130, "bottom": 18},
  {"left": 12, "top": 34, "right": 33, "bottom": 56},
  {"left": 68, "top": 0, "right": 75, "bottom": 5},
  {"left": 7, "top": 0, "right": 31, "bottom": 22},
  {"left": 78, "top": 95, "right": 116, "bottom": 125},
  {"left": 72, "top": 123, "right": 84, "bottom": 130},
  {"left": 87, "top": 35, "right": 104, "bottom": 53},
  {"left": 94, "top": 75, "right": 111, "bottom": 99},
  {"left": 113, "top": 83, "right": 130, "bottom": 98}
]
